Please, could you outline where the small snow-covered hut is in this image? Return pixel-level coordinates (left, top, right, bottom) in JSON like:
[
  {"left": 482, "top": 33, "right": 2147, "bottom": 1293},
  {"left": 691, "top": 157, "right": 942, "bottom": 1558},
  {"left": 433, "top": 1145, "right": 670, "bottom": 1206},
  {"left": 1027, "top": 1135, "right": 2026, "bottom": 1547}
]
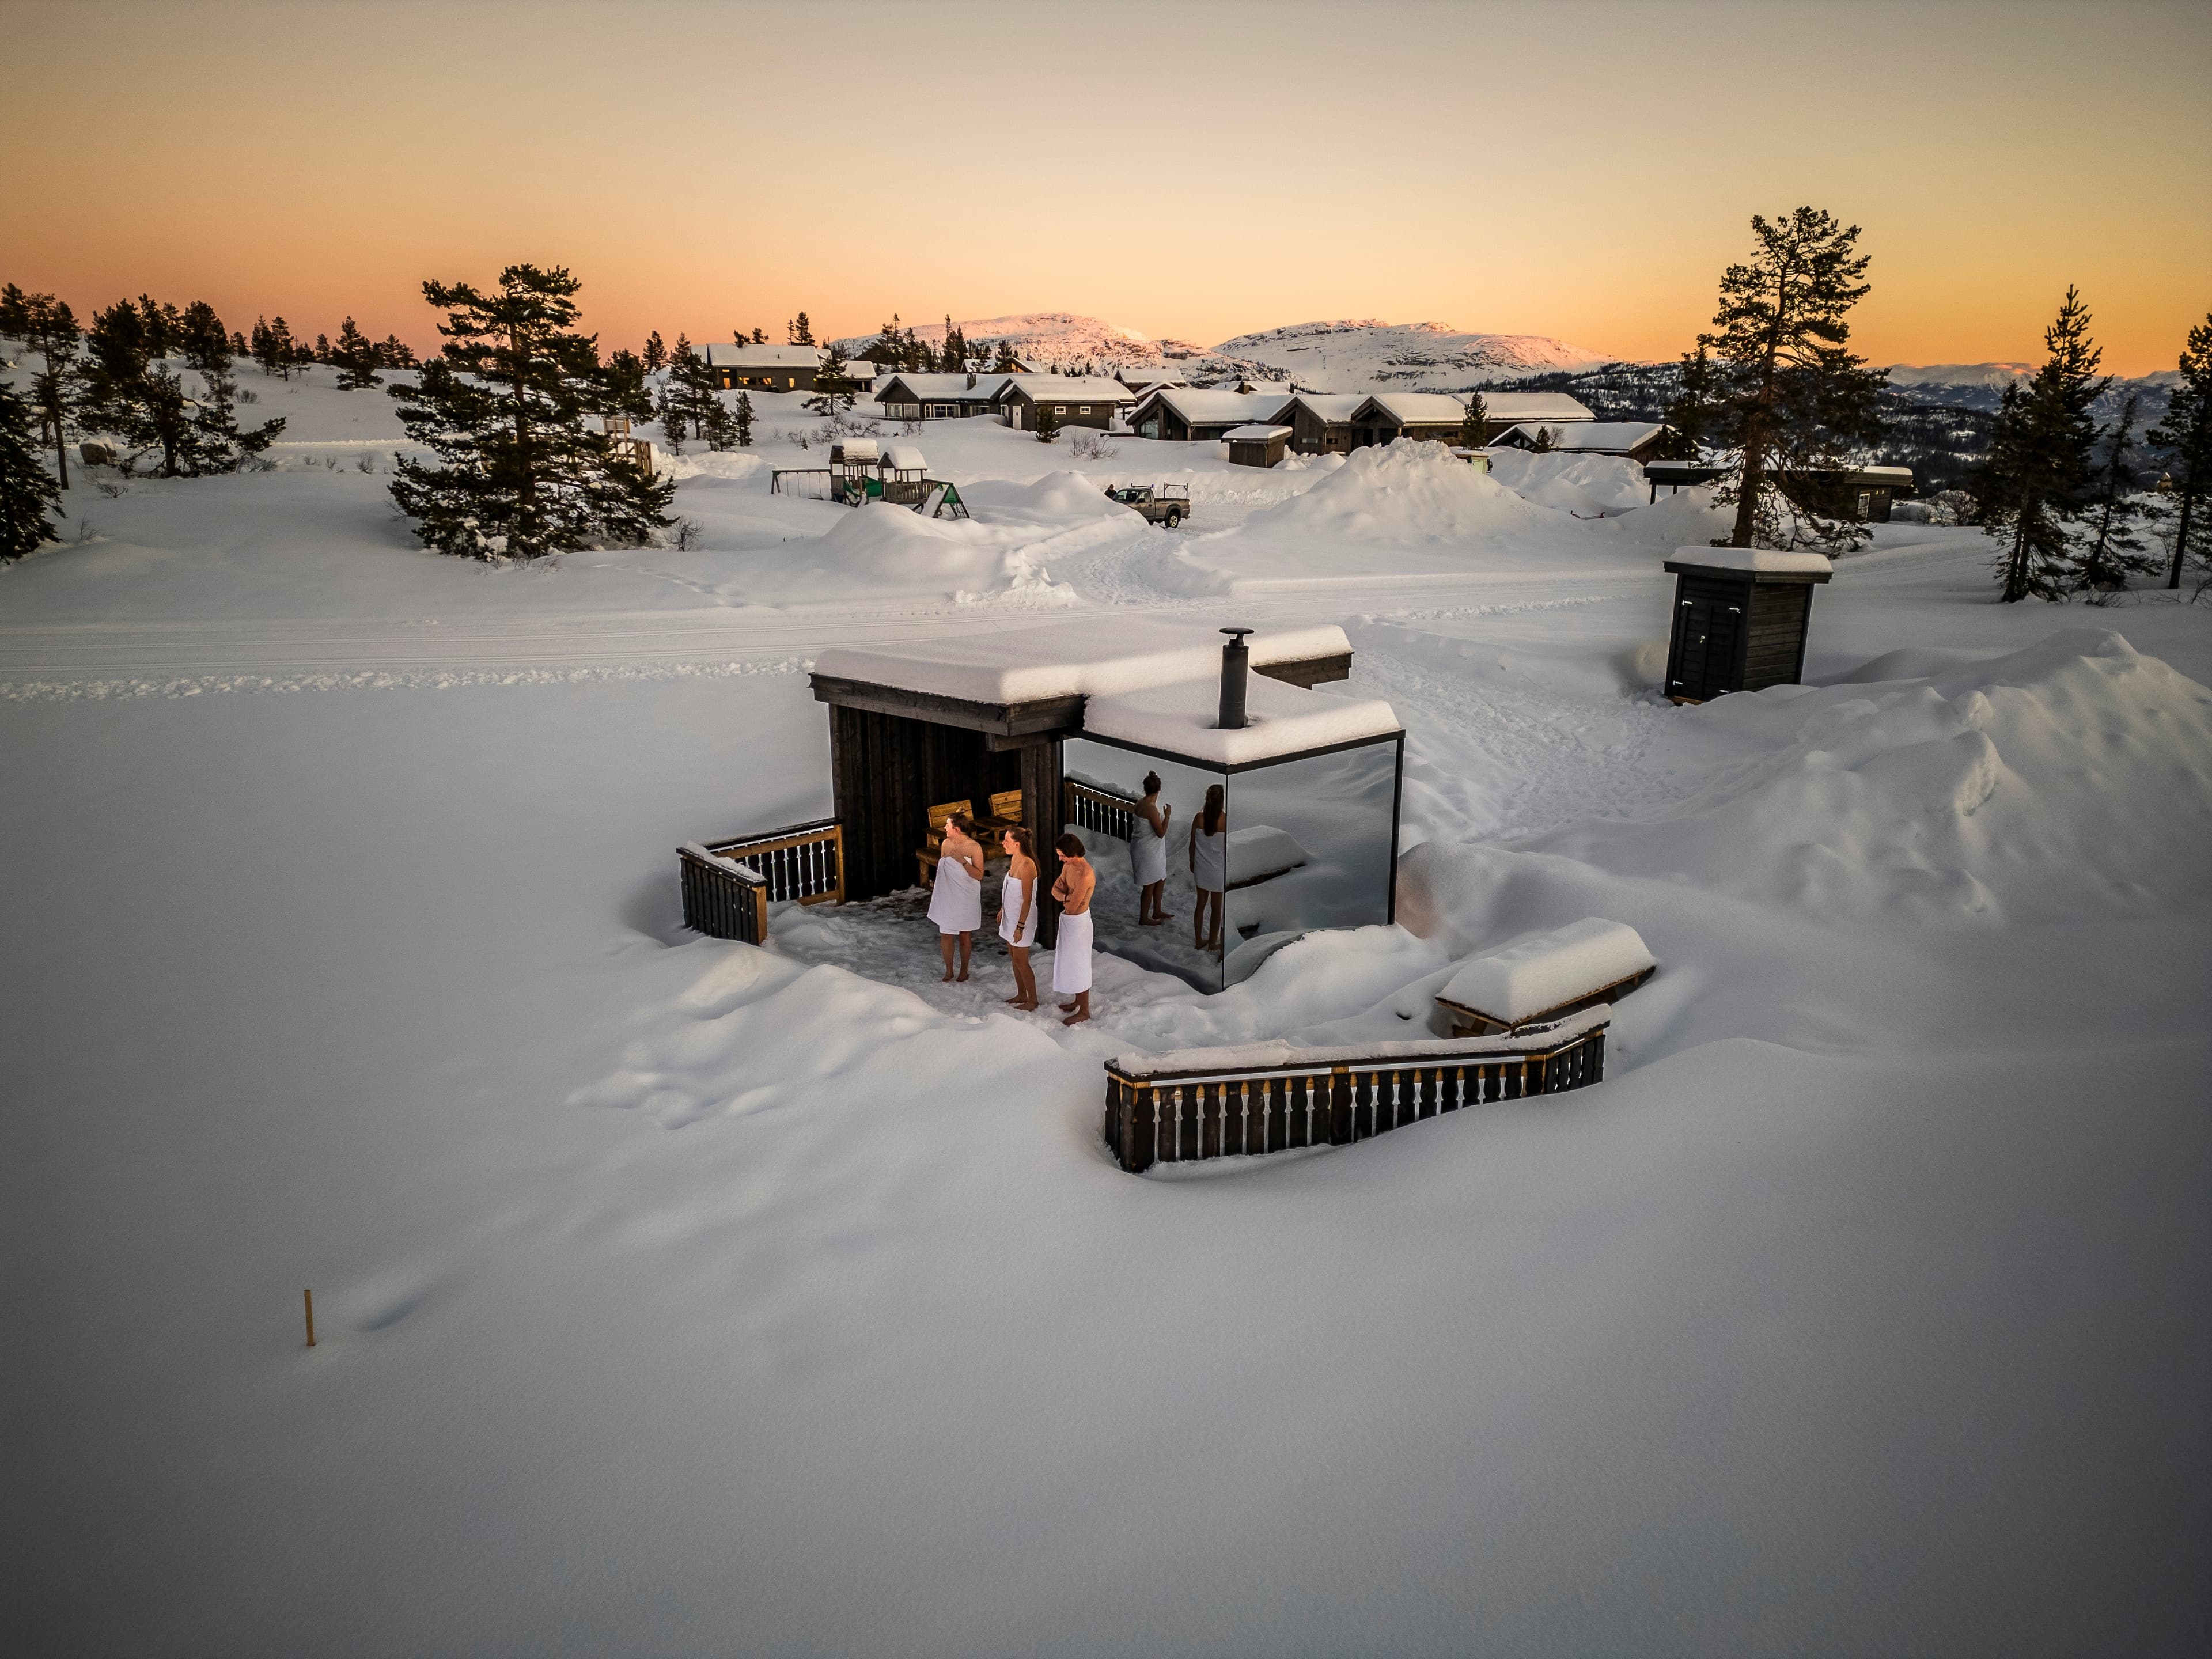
[
  {"left": 809, "top": 620, "right": 1403, "bottom": 988},
  {"left": 1224, "top": 424, "right": 1291, "bottom": 469},
  {"left": 1661, "top": 546, "right": 1833, "bottom": 703}
]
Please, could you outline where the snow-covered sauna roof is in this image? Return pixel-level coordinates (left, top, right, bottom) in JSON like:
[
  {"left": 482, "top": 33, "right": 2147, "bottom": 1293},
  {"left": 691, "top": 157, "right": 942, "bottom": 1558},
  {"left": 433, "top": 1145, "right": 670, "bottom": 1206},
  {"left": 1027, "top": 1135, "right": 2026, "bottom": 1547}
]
[
  {"left": 1493, "top": 420, "right": 1662, "bottom": 452},
  {"left": 702, "top": 343, "right": 824, "bottom": 368},
  {"left": 1437, "top": 918, "right": 1654, "bottom": 1024},
  {"left": 1081, "top": 671, "right": 1399, "bottom": 767},
  {"left": 813, "top": 620, "right": 1399, "bottom": 766},
  {"left": 1668, "top": 546, "right": 1834, "bottom": 577},
  {"left": 1223, "top": 424, "right": 1293, "bottom": 441}
]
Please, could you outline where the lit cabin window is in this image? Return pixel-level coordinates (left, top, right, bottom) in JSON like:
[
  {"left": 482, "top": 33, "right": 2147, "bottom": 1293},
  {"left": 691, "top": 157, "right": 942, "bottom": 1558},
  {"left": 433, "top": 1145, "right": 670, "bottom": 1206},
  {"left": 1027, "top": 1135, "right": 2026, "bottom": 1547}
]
[{"left": 1080, "top": 406, "right": 1091, "bottom": 414}]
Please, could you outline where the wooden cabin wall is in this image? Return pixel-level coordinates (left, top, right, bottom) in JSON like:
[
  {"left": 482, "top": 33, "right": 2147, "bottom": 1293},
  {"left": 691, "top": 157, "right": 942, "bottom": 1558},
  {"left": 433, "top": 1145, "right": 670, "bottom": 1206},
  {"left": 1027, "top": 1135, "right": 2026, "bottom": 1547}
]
[
  {"left": 828, "top": 706, "right": 1022, "bottom": 900},
  {"left": 1742, "top": 583, "right": 1813, "bottom": 691}
]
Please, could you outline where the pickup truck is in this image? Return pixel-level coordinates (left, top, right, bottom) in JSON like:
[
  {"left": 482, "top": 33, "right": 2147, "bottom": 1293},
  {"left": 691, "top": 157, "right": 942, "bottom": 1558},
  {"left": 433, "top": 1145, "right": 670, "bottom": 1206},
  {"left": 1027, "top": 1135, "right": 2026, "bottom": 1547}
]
[{"left": 1105, "top": 483, "right": 1191, "bottom": 528}]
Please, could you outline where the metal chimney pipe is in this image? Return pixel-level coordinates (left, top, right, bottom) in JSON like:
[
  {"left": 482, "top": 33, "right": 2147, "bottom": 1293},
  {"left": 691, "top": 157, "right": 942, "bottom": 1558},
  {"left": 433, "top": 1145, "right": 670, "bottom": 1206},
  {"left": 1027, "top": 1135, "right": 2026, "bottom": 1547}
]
[{"left": 1218, "top": 627, "right": 1255, "bottom": 730}]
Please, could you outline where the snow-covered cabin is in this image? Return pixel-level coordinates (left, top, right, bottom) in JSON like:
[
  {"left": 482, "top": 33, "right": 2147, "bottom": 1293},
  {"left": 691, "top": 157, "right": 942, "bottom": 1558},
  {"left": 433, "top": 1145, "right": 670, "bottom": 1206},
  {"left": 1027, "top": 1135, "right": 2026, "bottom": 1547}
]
[
  {"left": 873, "top": 372, "right": 1012, "bottom": 421},
  {"left": 702, "top": 342, "right": 830, "bottom": 392},
  {"left": 994, "top": 374, "right": 1139, "bottom": 432},
  {"left": 1116, "top": 366, "right": 1192, "bottom": 395},
  {"left": 1225, "top": 425, "right": 1291, "bottom": 469},
  {"left": 1466, "top": 392, "right": 1597, "bottom": 444},
  {"left": 1275, "top": 393, "right": 1366, "bottom": 456},
  {"left": 1490, "top": 420, "right": 1668, "bottom": 463},
  {"left": 1127, "top": 387, "right": 1298, "bottom": 443},
  {"left": 1346, "top": 392, "right": 1472, "bottom": 449},
  {"left": 809, "top": 620, "right": 1403, "bottom": 990}
]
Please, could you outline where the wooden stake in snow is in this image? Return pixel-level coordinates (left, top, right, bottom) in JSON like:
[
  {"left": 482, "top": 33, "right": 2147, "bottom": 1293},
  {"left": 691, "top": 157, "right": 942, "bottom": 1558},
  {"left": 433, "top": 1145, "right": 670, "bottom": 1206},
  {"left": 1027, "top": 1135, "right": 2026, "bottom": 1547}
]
[{"left": 304, "top": 1288, "right": 316, "bottom": 1348}]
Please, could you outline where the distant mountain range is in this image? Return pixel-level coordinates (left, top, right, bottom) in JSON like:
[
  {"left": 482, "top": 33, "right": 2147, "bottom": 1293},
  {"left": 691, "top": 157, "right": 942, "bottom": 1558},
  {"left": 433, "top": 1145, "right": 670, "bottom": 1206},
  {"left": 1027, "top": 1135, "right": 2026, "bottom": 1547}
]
[{"left": 829, "top": 313, "right": 1609, "bottom": 391}]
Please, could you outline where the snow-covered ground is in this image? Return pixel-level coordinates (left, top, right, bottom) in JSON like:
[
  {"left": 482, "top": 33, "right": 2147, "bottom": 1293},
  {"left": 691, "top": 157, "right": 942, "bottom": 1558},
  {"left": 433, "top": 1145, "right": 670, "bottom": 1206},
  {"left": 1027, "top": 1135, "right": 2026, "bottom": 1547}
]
[{"left": 6, "top": 363, "right": 2210, "bottom": 1654}]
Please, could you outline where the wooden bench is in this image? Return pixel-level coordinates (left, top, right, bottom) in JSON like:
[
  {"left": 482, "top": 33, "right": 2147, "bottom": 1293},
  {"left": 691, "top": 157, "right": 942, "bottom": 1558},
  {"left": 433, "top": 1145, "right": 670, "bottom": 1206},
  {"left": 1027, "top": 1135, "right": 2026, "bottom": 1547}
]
[{"left": 916, "top": 793, "right": 1025, "bottom": 889}]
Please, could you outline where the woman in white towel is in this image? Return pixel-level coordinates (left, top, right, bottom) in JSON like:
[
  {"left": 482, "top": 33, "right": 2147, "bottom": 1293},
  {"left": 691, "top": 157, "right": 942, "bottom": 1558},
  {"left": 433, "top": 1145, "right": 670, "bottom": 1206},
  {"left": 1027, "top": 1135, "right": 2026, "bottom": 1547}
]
[
  {"left": 927, "top": 814, "right": 984, "bottom": 983},
  {"left": 1050, "top": 832, "right": 1096, "bottom": 1026},
  {"left": 1187, "top": 782, "right": 1227, "bottom": 954},
  {"left": 997, "top": 825, "right": 1040, "bottom": 1011},
  {"left": 1131, "top": 771, "right": 1173, "bottom": 928}
]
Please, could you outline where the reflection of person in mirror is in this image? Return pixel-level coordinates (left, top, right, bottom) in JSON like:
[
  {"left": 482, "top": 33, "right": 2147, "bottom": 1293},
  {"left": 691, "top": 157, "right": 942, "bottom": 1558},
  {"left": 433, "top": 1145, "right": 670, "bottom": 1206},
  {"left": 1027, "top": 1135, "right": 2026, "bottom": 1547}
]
[
  {"left": 1188, "top": 782, "right": 1227, "bottom": 953},
  {"left": 927, "top": 814, "right": 984, "bottom": 982},
  {"left": 1132, "top": 771, "right": 1173, "bottom": 928},
  {"left": 997, "top": 825, "right": 1040, "bottom": 1011},
  {"left": 1051, "top": 832, "right": 1096, "bottom": 1025}
]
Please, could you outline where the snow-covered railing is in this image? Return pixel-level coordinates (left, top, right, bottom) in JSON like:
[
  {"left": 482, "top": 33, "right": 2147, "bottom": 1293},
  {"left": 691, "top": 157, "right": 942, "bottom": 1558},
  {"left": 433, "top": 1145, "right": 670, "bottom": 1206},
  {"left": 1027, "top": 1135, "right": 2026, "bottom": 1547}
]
[
  {"left": 679, "top": 844, "right": 770, "bottom": 945},
  {"left": 1101, "top": 1010, "right": 1609, "bottom": 1174},
  {"left": 1065, "top": 778, "right": 1136, "bottom": 843},
  {"left": 679, "top": 819, "right": 845, "bottom": 944}
]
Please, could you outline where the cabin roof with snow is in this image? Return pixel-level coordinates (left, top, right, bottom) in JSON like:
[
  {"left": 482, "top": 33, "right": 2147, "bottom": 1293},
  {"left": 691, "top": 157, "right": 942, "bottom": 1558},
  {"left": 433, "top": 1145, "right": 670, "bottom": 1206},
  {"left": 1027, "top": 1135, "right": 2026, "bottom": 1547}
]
[
  {"left": 1116, "top": 368, "right": 1191, "bottom": 389},
  {"left": 1127, "top": 387, "right": 1297, "bottom": 427},
  {"left": 993, "top": 374, "right": 1138, "bottom": 402},
  {"left": 703, "top": 343, "right": 824, "bottom": 368},
  {"left": 1277, "top": 393, "right": 1366, "bottom": 423},
  {"left": 1469, "top": 392, "right": 1597, "bottom": 425},
  {"left": 1492, "top": 420, "right": 1663, "bottom": 454},
  {"left": 1223, "top": 424, "right": 1293, "bottom": 441},
  {"left": 874, "top": 372, "right": 1012, "bottom": 402},
  {"left": 1352, "top": 392, "right": 1471, "bottom": 426}
]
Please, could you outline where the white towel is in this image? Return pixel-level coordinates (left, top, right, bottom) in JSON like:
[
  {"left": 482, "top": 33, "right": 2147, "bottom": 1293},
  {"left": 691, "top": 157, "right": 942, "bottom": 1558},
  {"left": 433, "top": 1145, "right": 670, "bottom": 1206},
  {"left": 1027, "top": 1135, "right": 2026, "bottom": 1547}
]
[
  {"left": 997, "top": 874, "right": 1039, "bottom": 948},
  {"left": 1051, "top": 909, "right": 1094, "bottom": 994},
  {"left": 926, "top": 850, "right": 982, "bottom": 935},
  {"left": 1131, "top": 806, "right": 1168, "bottom": 885}
]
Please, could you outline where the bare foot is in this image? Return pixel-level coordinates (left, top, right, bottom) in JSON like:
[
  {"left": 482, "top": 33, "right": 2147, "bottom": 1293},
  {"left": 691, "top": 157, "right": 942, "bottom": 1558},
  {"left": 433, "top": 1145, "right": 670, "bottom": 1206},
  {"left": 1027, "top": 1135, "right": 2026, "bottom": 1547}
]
[
  {"left": 1003, "top": 992, "right": 1024, "bottom": 1003},
  {"left": 1058, "top": 1001, "right": 1079, "bottom": 1013},
  {"left": 941, "top": 972, "right": 955, "bottom": 983},
  {"left": 956, "top": 972, "right": 969, "bottom": 983},
  {"left": 1062, "top": 1010, "right": 1090, "bottom": 1026}
]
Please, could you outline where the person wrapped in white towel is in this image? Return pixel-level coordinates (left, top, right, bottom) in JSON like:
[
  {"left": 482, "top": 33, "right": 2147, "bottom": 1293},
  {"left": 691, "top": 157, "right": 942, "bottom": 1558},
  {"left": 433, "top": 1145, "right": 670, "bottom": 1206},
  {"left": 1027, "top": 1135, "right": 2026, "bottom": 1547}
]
[
  {"left": 997, "top": 825, "right": 1041, "bottom": 1011},
  {"left": 1050, "top": 832, "right": 1096, "bottom": 1026},
  {"left": 926, "top": 814, "right": 984, "bottom": 982},
  {"left": 1130, "top": 770, "right": 1173, "bottom": 929}
]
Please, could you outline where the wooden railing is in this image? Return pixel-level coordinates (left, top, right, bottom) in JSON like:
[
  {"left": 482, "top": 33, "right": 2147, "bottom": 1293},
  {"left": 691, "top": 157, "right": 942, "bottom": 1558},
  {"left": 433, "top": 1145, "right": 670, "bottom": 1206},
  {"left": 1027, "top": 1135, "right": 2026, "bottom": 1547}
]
[
  {"left": 1065, "top": 778, "right": 1136, "bottom": 843},
  {"left": 1101, "top": 1014, "right": 1608, "bottom": 1173},
  {"left": 699, "top": 818, "right": 844, "bottom": 905},
  {"left": 679, "top": 844, "right": 770, "bottom": 944},
  {"left": 679, "top": 819, "right": 844, "bottom": 944}
]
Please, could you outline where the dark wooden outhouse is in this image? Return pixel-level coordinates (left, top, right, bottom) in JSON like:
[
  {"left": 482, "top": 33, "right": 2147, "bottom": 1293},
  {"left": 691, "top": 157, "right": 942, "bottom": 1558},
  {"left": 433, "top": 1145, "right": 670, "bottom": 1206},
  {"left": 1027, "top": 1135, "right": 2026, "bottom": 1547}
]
[{"left": 1661, "top": 548, "right": 1833, "bottom": 704}]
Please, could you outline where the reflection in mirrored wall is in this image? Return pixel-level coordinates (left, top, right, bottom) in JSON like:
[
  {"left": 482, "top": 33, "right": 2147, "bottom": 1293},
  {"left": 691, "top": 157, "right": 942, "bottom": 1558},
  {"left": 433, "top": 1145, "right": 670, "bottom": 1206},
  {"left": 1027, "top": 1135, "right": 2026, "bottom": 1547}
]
[{"left": 1060, "top": 733, "right": 1402, "bottom": 994}]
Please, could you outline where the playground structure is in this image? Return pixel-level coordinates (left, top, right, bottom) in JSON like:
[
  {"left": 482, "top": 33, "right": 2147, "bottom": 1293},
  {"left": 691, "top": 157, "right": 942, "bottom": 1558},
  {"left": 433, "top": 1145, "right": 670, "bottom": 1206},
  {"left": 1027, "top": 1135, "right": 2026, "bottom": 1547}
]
[{"left": 771, "top": 438, "right": 970, "bottom": 519}]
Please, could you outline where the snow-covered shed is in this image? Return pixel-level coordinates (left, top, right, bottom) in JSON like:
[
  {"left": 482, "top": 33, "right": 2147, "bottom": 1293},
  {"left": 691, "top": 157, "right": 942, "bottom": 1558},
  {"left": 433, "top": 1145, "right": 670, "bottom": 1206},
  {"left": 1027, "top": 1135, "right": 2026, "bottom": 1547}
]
[
  {"left": 1490, "top": 420, "right": 1668, "bottom": 463},
  {"left": 1127, "top": 387, "right": 1298, "bottom": 443},
  {"left": 993, "top": 374, "right": 1138, "bottom": 433},
  {"left": 1661, "top": 546, "right": 1834, "bottom": 703},
  {"left": 1225, "top": 424, "right": 1291, "bottom": 469},
  {"left": 809, "top": 621, "right": 1403, "bottom": 987}
]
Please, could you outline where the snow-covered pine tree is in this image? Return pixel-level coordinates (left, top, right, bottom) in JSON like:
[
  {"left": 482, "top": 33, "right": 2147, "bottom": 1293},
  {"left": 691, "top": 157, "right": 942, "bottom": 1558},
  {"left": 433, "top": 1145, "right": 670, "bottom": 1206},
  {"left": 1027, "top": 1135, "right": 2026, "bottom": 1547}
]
[
  {"left": 1459, "top": 393, "right": 1487, "bottom": 449},
  {"left": 2073, "top": 392, "right": 2154, "bottom": 592},
  {"left": 2148, "top": 312, "right": 2210, "bottom": 590},
  {"left": 332, "top": 317, "right": 384, "bottom": 389},
  {"left": 18, "top": 292, "right": 80, "bottom": 488},
  {"left": 1, "top": 382, "right": 63, "bottom": 562},
  {"left": 1982, "top": 286, "right": 2104, "bottom": 603},
  {"left": 732, "top": 390, "right": 753, "bottom": 448},
  {"left": 643, "top": 330, "right": 667, "bottom": 372},
  {"left": 1698, "top": 207, "right": 1888, "bottom": 549},
  {"left": 388, "top": 263, "right": 673, "bottom": 559}
]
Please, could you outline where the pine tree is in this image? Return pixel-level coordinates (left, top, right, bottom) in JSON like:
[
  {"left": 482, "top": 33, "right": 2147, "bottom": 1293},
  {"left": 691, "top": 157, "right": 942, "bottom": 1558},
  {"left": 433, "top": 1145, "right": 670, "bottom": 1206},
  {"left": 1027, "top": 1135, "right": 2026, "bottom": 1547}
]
[
  {"left": 388, "top": 263, "right": 673, "bottom": 559},
  {"left": 331, "top": 316, "right": 383, "bottom": 389},
  {"left": 254, "top": 315, "right": 298, "bottom": 378},
  {"left": 1983, "top": 287, "right": 2104, "bottom": 602},
  {"left": 1458, "top": 392, "right": 1487, "bottom": 449},
  {"left": 230, "top": 329, "right": 248, "bottom": 358},
  {"left": 82, "top": 297, "right": 282, "bottom": 476},
  {"left": 1036, "top": 402, "right": 1060, "bottom": 444},
  {"left": 750, "top": 326, "right": 766, "bottom": 344},
  {"left": 1698, "top": 207, "right": 1888, "bottom": 549},
  {"left": 135, "top": 295, "right": 180, "bottom": 360},
  {"left": 732, "top": 390, "right": 753, "bottom": 448},
  {"left": 1, "top": 382, "right": 63, "bottom": 562},
  {"left": 643, "top": 329, "right": 667, "bottom": 372},
  {"left": 1664, "top": 343, "right": 1719, "bottom": 457},
  {"left": 656, "top": 378, "right": 685, "bottom": 456},
  {"left": 2148, "top": 312, "right": 2211, "bottom": 589},
  {"left": 2074, "top": 392, "right": 2154, "bottom": 592},
  {"left": 1531, "top": 425, "right": 1557, "bottom": 454},
  {"left": 0, "top": 283, "right": 30, "bottom": 339},
  {"left": 808, "top": 342, "right": 855, "bottom": 421},
  {"left": 789, "top": 312, "right": 813, "bottom": 346},
  {"left": 313, "top": 333, "right": 334, "bottom": 365},
  {"left": 18, "top": 293, "right": 81, "bottom": 488},
  {"left": 991, "top": 339, "right": 1018, "bottom": 374}
]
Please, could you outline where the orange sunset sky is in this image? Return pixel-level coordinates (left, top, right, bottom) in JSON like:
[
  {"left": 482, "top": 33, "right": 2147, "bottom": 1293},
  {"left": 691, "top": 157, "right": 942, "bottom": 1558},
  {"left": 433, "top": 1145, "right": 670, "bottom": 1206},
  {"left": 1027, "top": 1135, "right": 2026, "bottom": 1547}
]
[{"left": 3, "top": 0, "right": 2207, "bottom": 374}]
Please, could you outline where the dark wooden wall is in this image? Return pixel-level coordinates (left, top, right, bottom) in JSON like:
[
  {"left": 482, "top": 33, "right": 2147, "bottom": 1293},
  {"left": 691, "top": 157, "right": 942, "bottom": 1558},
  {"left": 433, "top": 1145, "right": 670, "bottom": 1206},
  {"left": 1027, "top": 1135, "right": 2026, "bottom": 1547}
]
[
  {"left": 828, "top": 706, "right": 1021, "bottom": 901},
  {"left": 1743, "top": 582, "right": 1814, "bottom": 691}
]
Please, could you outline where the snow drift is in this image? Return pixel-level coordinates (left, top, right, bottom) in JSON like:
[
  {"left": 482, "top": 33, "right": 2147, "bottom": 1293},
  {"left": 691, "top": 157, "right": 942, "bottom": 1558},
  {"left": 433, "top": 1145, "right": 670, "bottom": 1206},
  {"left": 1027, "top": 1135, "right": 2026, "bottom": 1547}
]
[
  {"left": 1234, "top": 441, "right": 1561, "bottom": 544},
  {"left": 1486, "top": 449, "right": 1652, "bottom": 517}
]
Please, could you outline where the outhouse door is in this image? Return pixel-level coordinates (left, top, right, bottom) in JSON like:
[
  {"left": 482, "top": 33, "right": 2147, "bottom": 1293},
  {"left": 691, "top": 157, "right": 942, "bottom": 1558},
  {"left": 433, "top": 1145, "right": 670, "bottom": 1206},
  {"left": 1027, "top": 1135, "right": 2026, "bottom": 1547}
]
[{"left": 1669, "top": 586, "right": 1743, "bottom": 701}]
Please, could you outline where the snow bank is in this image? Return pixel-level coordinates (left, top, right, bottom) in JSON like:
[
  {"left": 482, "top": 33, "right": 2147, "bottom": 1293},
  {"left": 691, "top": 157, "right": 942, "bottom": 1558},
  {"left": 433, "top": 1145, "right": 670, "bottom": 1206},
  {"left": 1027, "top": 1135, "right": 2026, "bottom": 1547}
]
[
  {"left": 1437, "top": 918, "right": 1654, "bottom": 1022},
  {"left": 1486, "top": 449, "right": 1652, "bottom": 516},
  {"left": 1228, "top": 824, "right": 1306, "bottom": 884},
  {"left": 808, "top": 502, "right": 1076, "bottom": 603},
  {"left": 966, "top": 469, "right": 1145, "bottom": 524},
  {"left": 1412, "top": 628, "right": 2212, "bottom": 929},
  {"left": 1109, "top": 1006, "right": 1614, "bottom": 1078},
  {"left": 1234, "top": 440, "right": 1559, "bottom": 543}
]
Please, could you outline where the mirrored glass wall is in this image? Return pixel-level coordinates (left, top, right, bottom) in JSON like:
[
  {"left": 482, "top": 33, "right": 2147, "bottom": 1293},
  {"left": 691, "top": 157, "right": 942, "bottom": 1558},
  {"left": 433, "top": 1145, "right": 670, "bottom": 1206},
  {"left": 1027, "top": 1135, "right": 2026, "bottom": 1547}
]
[{"left": 1059, "top": 734, "right": 1401, "bottom": 995}]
